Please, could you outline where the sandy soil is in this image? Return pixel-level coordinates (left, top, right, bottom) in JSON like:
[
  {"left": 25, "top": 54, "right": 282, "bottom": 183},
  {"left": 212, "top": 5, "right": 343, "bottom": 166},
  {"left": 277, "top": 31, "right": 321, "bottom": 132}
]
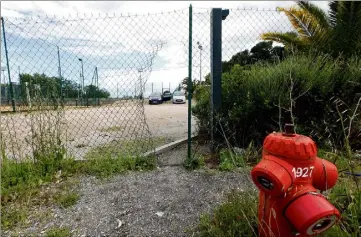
[{"left": 0, "top": 102, "right": 197, "bottom": 160}]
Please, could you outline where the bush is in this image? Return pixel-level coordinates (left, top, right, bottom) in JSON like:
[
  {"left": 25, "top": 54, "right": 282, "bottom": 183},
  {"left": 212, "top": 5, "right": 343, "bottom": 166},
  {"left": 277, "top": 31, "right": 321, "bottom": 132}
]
[{"left": 192, "top": 53, "right": 361, "bottom": 150}]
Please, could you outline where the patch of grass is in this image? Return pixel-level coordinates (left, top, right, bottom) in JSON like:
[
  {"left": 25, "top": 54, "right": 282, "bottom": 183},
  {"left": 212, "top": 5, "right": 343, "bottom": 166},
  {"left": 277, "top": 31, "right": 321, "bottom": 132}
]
[
  {"left": 1, "top": 147, "right": 158, "bottom": 231},
  {"left": 55, "top": 191, "right": 80, "bottom": 208},
  {"left": 183, "top": 155, "right": 205, "bottom": 170},
  {"left": 324, "top": 155, "right": 361, "bottom": 237},
  {"left": 0, "top": 207, "right": 28, "bottom": 230},
  {"left": 81, "top": 154, "right": 157, "bottom": 179},
  {"left": 85, "top": 137, "right": 167, "bottom": 159},
  {"left": 218, "top": 142, "right": 260, "bottom": 171},
  {"left": 100, "top": 126, "right": 124, "bottom": 132},
  {"left": 193, "top": 189, "right": 258, "bottom": 237},
  {"left": 45, "top": 227, "right": 71, "bottom": 237}
]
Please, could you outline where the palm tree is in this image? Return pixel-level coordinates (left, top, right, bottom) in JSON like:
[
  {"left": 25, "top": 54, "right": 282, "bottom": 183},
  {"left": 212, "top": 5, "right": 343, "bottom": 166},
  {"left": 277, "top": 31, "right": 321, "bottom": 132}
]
[{"left": 261, "top": 1, "right": 361, "bottom": 57}]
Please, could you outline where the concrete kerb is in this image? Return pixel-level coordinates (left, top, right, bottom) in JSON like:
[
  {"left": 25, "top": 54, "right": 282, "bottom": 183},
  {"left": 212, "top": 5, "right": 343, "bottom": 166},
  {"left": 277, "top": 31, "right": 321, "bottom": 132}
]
[
  {"left": 70, "top": 136, "right": 196, "bottom": 162},
  {"left": 142, "top": 135, "right": 197, "bottom": 158}
]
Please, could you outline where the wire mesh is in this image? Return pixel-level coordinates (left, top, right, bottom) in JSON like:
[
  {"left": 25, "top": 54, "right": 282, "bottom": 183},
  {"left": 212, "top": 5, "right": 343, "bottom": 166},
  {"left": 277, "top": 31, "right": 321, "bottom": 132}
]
[
  {"left": 1, "top": 7, "right": 294, "bottom": 162},
  {"left": 0, "top": 10, "right": 190, "bottom": 161},
  {"left": 190, "top": 8, "right": 293, "bottom": 151}
]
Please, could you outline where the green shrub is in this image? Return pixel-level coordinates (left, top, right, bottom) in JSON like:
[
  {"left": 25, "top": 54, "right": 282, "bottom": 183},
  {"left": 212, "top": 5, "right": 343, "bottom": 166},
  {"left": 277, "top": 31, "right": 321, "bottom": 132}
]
[{"left": 192, "top": 53, "right": 361, "bottom": 150}]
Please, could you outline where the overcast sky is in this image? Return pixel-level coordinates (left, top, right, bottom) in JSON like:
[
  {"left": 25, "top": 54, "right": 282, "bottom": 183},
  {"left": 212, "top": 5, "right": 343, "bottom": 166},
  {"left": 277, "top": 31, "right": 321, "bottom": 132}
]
[{"left": 1, "top": 1, "right": 330, "bottom": 97}]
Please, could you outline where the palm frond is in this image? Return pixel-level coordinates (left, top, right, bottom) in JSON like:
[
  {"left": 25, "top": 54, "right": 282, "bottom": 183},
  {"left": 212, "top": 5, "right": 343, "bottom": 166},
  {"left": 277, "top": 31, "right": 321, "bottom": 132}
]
[
  {"left": 261, "top": 32, "right": 307, "bottom": 49},
  {"left": 329, "top": 1, "right": 361, "bottom": 57},
  {"left": 277, "top": 7, "right": 312, "bottom": 38},
  {"left": 278, "top": 5, "right": 330, "bottom": 47},
  {"left": 297, "top": 1, "right": 330, "bottom": 30}
]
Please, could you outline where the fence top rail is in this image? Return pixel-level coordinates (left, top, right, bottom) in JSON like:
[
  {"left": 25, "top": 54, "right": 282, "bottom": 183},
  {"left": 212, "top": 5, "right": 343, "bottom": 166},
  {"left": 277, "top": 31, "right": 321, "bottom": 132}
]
[
  {"left": 1, "top": 6, "right": 281, "bottom": 23},
  {"left": 1, "top": 7, "right": 189, "bottom": 23}
]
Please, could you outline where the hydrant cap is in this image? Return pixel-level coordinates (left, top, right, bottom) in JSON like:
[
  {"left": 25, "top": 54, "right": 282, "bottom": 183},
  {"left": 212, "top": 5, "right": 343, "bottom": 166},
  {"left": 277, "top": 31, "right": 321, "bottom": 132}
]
[{"left": 263, "top": 133, "right": 317, "bottom": 159}]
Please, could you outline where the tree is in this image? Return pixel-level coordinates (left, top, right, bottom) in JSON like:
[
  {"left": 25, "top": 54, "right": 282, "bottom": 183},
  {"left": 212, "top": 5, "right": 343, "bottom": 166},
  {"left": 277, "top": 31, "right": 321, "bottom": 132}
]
[
  {"left": 250, "top": 41, "right": 273, "bottom": 62},
  {"left": 222, "top": 41, "right": 285, "bottom": 74},
  {"left": 261, "top": 1, "right": 361, "bottom": 57},
  {"left": 19, "top": 73, "right": 110, "bottom": 101},
  {"left": 20, "top": 73, "right": 62, "bottom": 100},
  {"left": 84, "top": 85, "right": 110, "bottom": 99}
]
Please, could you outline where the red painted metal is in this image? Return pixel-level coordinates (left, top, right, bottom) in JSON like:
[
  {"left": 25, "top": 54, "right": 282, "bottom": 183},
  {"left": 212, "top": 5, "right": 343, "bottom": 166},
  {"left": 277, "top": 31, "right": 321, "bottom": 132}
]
[{"left": 251, "top": 127, "right": 340, "bottom": 237}]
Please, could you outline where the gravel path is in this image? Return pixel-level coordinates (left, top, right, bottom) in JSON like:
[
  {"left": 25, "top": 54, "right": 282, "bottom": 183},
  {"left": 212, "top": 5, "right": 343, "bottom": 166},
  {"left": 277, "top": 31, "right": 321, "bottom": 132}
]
[{"left": 5, "top": 145, "right": 252, "bottom": 237}]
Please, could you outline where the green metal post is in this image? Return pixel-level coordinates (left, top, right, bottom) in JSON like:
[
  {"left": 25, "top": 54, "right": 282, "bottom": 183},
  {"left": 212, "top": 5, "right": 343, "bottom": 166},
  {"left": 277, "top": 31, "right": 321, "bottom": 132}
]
[
  {"left": 210, "top": 8, "right": 229, "bottom": 152},
  {"left": 1, "top": 17, "right": 16, "bottom": 112},
  {"left": 187, "top": 4, "right": 193, "bottom": 159}
]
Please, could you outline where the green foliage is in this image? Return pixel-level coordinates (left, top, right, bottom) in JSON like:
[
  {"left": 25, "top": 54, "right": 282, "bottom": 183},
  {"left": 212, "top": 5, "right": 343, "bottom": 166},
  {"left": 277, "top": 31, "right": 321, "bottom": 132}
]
[
  {"left": 55, "top": 192, "right": 80, "bottom": 208},
  {"left": 194, "top": 190, "right": 258, "bottom": 237},
  {"left": 192, "top": 53, "right": 361, "bottom": 149},
  {"left": 19, "top": 73, "right": 110, "bottom": 101},
  {"left": 45, "top": 227, "right": 71, "bottom": 237},
  {"left": 1, "top": 207, "right": 28, "bottom": 230},
  {"left": 218, "top": 142, "right": 260, "bottom": 171},
  {"left": 183, "top": 155, "right": 205, "bottom": 170},
  {"left": 82, "top": 155, "right": 157, "bottom": 179},
  {"left": 1, "top": 139, "right": 157, "bottom": 231},
  {"left": 328, "top": 180, "right": 361, "bottom": 236},
  {"left": 222, "top": 41, "right": 285, "bottom": 74},
  {"left": 262, "top": 1, "right": 361, "bottom": 58},
  {"left": 84, "top": 84, "right": 110, "bottom": 99},
  {"left": 324, "top": 153, "right": 361, "bottom": 237},
  {"left": 184, "top": 41, "right": 285, "bottom": 97},
  {"left": 218, "top": 149, "right": 243, "bottom": 171}
]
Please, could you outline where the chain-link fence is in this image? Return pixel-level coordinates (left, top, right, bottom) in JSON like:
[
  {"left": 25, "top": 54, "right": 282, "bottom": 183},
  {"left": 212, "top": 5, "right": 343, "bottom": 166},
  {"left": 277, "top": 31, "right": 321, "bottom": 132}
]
[
  {"left": 0, "top": 10, "right": 191, "bottom": 161},
  {"left": 1, "top": 6, "right": 293, "bottom": 162},
  {"left": 189, "top": 8, "right": 292, "bottom": 155}
]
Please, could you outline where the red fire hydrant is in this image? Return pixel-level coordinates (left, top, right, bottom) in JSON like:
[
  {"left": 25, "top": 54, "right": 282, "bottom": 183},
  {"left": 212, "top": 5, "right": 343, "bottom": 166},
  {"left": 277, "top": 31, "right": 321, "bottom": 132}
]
[{"left": 251, "top": 124, "right": 340, "bottom": 237}]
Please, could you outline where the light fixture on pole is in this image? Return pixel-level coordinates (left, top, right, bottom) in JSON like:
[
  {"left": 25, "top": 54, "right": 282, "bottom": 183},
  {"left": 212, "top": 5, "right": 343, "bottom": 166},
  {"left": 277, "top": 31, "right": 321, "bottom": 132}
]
[
  {"left": 197, "top": 41, "right": 203, "bottom": 82},
  {"left": 78, "top": 58, "right": 84, "bottom": 105},
  {"left": 138, "top": 68, "right": 143, "bottom": 99}
]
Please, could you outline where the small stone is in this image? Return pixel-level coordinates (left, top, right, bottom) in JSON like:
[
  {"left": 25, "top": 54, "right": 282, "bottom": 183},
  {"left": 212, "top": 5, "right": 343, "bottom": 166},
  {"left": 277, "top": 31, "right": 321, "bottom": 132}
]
[
  {"left": 156, "top": 211, "right": 164, "bottom": 217},
  {"left": 116, "top": 219, "right": 123, "bottom": 229}
]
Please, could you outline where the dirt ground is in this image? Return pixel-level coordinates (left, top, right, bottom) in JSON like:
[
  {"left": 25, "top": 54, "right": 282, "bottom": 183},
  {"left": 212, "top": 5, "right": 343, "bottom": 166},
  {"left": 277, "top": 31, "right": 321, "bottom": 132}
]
[
  {"left": 0, "top": 102, "right": 197, "bottom": 160},
  {"left": 3, "top": 144, "right": 253, "bottom": 237}
]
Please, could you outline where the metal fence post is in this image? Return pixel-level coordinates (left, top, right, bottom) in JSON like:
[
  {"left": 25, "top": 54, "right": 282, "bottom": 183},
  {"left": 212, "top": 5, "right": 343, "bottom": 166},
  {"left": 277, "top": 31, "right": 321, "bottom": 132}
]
[
  {"left": 1, "top": 17, "right": 16, "bottom": 112},
  {"left": 187, "top": 4, "right": 193, "bottom": 159},
  {"left": 210, "top": 8, "right": 229, "bottom": 152}
]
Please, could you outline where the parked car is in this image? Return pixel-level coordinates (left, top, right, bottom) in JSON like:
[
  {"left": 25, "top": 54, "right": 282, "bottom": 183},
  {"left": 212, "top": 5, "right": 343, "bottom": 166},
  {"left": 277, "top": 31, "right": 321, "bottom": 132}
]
[
  {"left": 149, "top": 92, "right": 163, "bottom": 105},
  {"left": 162, "top": 90, "right": 172, "bottom": 102},
  {"left": 172, "top": 90, "right": 186, "bottom": 104}
]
